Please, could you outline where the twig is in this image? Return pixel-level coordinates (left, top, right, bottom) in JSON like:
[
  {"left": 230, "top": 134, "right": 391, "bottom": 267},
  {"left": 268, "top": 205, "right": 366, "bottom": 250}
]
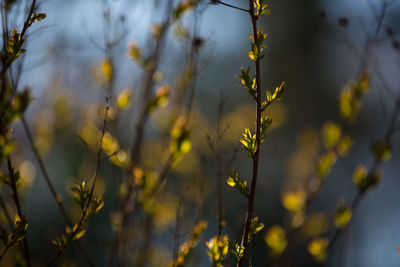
[
  {"left": 108, "top": 1, "right": 179, "bottom": 264},
  {"left": 238, "top": 1, "right": 262, "bottom": 266},
  {"left": 172, "top": 198, "right": 184, "bottom": 265},
  {"left": 210, "top": 0, "right": 250, "bottom": 13},
  {"left": 22, "top": 118, "right": 96, "bottom": 267},
  {"left": 277, "top": 5, "right": 393, "bottom": 262},
  {"left": 0, "top": 193, "right": 12, "bottom": 225},
  {"left": 45, "top": 93, "right": 111, "bottom": 267},
  {"left": 7, "top": 157, "right": 31, "bottom": 267},
  {"left": 0, "top": 244, "right": 10, "bottom": 262},
  {"left": 207, "top": 93, "right": 228, "bottom": 237},
  {"left": 0, "top": 0, "right": 37, "bottom": 76},
  {"left": 324, "top": 98, "right": 400, "bottom": 264}
]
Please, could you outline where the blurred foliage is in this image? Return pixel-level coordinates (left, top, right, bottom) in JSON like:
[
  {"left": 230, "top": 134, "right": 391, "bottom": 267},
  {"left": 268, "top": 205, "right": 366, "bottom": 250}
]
[{"left": 0, "top": 0, "right": 399, "bottom": 266}]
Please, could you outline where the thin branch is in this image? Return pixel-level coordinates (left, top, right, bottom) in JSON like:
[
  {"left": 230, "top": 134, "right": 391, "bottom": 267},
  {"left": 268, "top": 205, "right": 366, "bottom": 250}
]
[
  {"left": 45, "top": 93, "right": 111, "bottom": 267},
  {"left": 210, "top": 0, "right": 250, "bottom": 13},
  {"left": 278, "top": 5, "right": 395, "bottom": 262},
  {"left": 0, "top": 193, "right": 12, "bottom": 226},
  {"left": 109, "top": 1, "right": 176, "bottom": 264},
  {"left": 1, "top": 0, "right": 37, "bottom": 76},
  {"left": 0, "top": 244, "right": 10, "bottom": 262},
  {"left": 6, "top": 157, "right": 31, "bottom": 267},
  {"left": 172, "top": 198, "right": 184, "bottom": 265},
  {"left": 324, "top": 98, "right": 400, "bottom": 264},
  {"left": 22, "top": 118, "right": 96, "bottom": 267},
  {"left": 238, "top": 1, "right": 262, "bottom": 266}
]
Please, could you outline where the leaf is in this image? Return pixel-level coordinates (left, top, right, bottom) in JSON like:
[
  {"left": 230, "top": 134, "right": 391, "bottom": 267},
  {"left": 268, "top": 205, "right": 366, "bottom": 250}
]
[
  {"left": 262, "top": 81, "right": 285, "bottom": 111},
  {"left": 170, "top": 116, "right": 191, "bottom": 157},
  {"left": 248, "top": 43, "right": 259, "bottom": 61},
  {"left": 11, "top": 215, "right": 28, "bottom": 242},
  {"left": 260, "top": 117, "right": 272, "bottom": 142},
  {"left": 116, "top": 89, "right": 133, "bottom": 110},
  {"left": 334, "top": 201, "right": 352, "bottom": 228},
  {"left": 170, "top": 220, "right": 207, "bottom": 267},
  {"left": 12, "top": 89, "right": 31, "bottom": 117},
  {"left": 371, "top": 140, "right": 391, "bottom": 162},
  {"left": 29, "top": 13, "right": 47, "bottom": 25},
  {"left": 146, "top": 85, "right": 170, "bottom": 113},
  {"left": 73, "top": 228, "right": 86, "bottom": 240},
  {"left": 71, "top": 181, "right": 89, "bottom": 210},
  {"left": 206, "top": 236, "right": 229, "bottom": 266},
  {"left": 226, "top": 171, "right": 249, "bottom": 196},
  {"left": 7, "top": 29, "right": 25, "bottom": 62},
  {"left": 228, "top": 240, "right": 245, "bottom": 261},
  {"left": 127, "top": 42, "right": 143, "bottom": 65},
  {"left": 352, "top": 165, "right": 368, "bottom": 189},
  {"left": 235, "top": 67, "right": 256, "bottom": 97},
  {"left": 308, "top": 238, "right": 329, "bottom": 263},
  {"left": 281, "top": 190, "right": 306, "bottom": 212},
  {"left": 101, "top": 59, "right": 113, "bottom": 82},
  {"left": 316, "top": 152, "right": 337, "bottom": 177},
  {"left": 250, "top": 217, "right": 264, "bottom": 238},
  {"left": 265, "top": 225, "right": 287, "bottom": 256},
  {"left": 336, "top": 136, "right": 353, "bottom": 156},
  {"left": 321, "top": 121, "right": 341, "bottom": 149},
  {"left": 240, "top": 128, "right": 257, "bottom": 158},
  {"left": 353, "top": 166, "right": 382, "bottom": 193}
]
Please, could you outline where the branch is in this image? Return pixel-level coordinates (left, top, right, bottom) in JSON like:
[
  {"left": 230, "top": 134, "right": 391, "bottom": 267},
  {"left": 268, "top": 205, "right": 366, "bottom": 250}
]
[
  {"left": 6, "top": 157, "right": 31, "bottom": 267},
  {"left": 324, "top": 98, "right": 400, "bottom": 264},
  {"left": 22, "top": 118, "right": 96, "bottom": 267},
  {"left": 45, "top": 92, "right": 110, "bottom": 267},
  {"left": 238, "top": 1, "right": 262, "bottom": 266},
  {"left": 210, "top": 0, "right": 250, "bottom": 13}
]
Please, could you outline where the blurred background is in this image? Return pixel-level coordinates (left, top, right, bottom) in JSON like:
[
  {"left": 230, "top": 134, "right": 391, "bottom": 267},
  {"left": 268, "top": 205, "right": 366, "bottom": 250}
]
[{"left": 3, "top": 0, "right": 400, "bottom": 266}]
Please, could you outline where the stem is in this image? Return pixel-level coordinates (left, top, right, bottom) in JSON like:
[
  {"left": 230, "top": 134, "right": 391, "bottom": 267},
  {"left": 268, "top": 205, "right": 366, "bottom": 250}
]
[
  {"left": 0, "top": 0, "right": 37, "bottom": 76},
  {"left": 0, "top": 193, "right": 12, "bottom": 225},
  {"left": 45, "top": 93, "right": 110, "bottom": 267},
  {"left": 172, "top": 199, "right": 183, "bottom": 266},
  {"left": 0, "top": 244, "right": 10, "bottom": 262},
  {"left": 7, "top": 157, "right": 31, "bottom": 267},
  {"left": 21, "top": 118, "right": 96, "bottom": 267},
  {"left": 277, "top": 3, "right": 391, "bottom": 262},
  {"left": 324, "top": 99, "right": 400, "bottom": 264},
  {"left": 238, "top": 1, "right": 261, "bottom": 266},
  {"left": 216, "top": 95, "right": 225, "bottom": 237},
  {"left": 211, "top": 0, "right": 250, "bottom": 13},
  {"left": 109, "top": 1, "right": 175, "bottom": 264}
]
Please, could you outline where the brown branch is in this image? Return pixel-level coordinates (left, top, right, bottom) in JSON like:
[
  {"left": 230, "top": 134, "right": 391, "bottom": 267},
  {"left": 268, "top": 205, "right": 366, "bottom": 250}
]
[
  {"left": 45, "top": 95, "right": 110, "bottom": 267},
  {"left": 6, "top": 157, "right": 31, "bottom": 267},
  {"left": 1, "top": 0, "right": 37, "bottom": 76},
  {"left": 238, "top": 1, "right": 262, "bottom": 266},
  {"left": 277, "top": 4, "right": 392, "bottom": 262},
  {"left": 324, "top": 98, "right": 400, "bottom": 264},
  {"left": 0, "top": 193, "right": 12, "bottom": 226},
  {"left": 210, "top": 0, "right": 250, "bottom": 13},
  {"left": 21, "top": 118, "right": 96, "bottom": 267}
]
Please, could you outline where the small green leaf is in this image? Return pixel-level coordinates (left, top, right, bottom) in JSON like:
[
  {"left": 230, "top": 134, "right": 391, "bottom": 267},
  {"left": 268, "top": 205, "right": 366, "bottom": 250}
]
[
  {"left": 265, "top": 225, "right": 287, "bottom": 256},
  {"left": 228, "top": 240, "right": 245, "bottom": 260},
  {"left": 334, "top": 201, "right": 352, "bottom": 228},
  {"left": 250, "top": 217, "right": 264, "bottom": 238},
  {"left": 321, "top": 121, "right": 341, "bottom": 149},
  {"left": 226, "top": 171, "right": 249, "bottom": 196},
  {"left": 260, "top": 117, "right": 272, "bottom": 142},
  {"left": 29, "top": 13, "right": 46, "bottom": 25},
  {"left": 308, "top": 238, "right": 329, "bottom": 263},
  {"left": 371, "top": 140, "right": 391, "bottom": 162},
  {"left": 240, "top": 128, "right": 257, "bottom": 158},
  {"left": 262, "top": 81, "right": 285, "bottom": 111}
]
